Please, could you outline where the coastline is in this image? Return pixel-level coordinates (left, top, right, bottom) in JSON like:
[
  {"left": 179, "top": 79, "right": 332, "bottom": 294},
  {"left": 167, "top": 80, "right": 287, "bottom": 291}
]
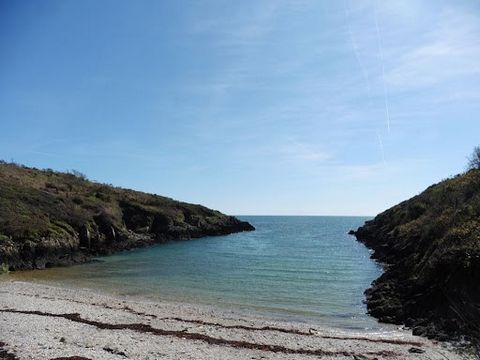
[
  {"left": 0, "top": 280, "right": 469, "bottom": 360},
  {"left": 351, "top": 170, "right": 480, "bottom": 343}
]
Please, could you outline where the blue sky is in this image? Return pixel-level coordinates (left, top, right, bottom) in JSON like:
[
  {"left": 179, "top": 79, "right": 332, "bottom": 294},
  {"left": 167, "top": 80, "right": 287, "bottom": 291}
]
[{"left": 1, "top": 0, "right": 479, "bottom": 215}]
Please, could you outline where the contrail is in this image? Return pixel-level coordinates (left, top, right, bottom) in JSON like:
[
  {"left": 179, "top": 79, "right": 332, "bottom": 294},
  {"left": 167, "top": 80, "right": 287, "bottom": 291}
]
[
  {"left": 343, "top": 0, "right": 372, "bottom": 98},
  {"left": 373, "top": 1, "right": 391, "bottom": 134},
  {"left": 377, "top": 132, "right": 386, "bottom": 164}
]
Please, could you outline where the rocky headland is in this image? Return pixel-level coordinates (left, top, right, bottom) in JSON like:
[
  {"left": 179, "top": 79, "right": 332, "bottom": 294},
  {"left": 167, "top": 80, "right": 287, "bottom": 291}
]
[
  {"left": 352, "top": 169, "right": 480, "bottom": 345},
  {"left": 0, "top": 162, "right": 254, "bottom": 271}
]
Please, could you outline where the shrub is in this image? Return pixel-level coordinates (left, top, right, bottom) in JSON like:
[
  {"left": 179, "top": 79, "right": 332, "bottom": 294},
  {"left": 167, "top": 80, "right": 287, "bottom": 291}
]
[
  {"left": 467, "top": 146, "right": 480, "bottom": 170},
  {"left": 70, "top": 169, "right": 87, "bottom": 180},
  {"left": 0, "top": 263, "right": 8, "bottom": 273}
]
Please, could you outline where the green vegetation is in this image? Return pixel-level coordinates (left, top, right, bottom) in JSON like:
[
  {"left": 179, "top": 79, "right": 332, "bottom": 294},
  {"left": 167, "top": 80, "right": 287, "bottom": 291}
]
[
  {"left": 354, "top": 168, "right": 480, "bottom": 343},
  {"left": 0, "top": 162, "right": 254, "bottom": 271}
]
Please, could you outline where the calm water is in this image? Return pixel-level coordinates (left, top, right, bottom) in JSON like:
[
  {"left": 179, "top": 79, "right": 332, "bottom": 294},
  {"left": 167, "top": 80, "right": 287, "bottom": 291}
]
[{"left": 9, "top": 216, "right": 385, "bottom": 330}]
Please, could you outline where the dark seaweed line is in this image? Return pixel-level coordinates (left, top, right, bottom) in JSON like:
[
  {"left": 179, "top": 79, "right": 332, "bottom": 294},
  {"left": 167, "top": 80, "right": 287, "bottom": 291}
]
[
  {"left": 162, "top": 317, "right": 423, "bottom": 347},
  {"left": 0, "top": 341, "right": 19, "bottom": 360},
  {"left": 8, "top": 290, "right": 422, "bottom": 347},
  {"left": 2, "top": 338, "right": 91, "bottom": 360},
  {"left": 0, "top": 309, "right": 398, "bottom": 358},
  {"left": 13, "top": 291, "right": 157, "bottom": 318}
]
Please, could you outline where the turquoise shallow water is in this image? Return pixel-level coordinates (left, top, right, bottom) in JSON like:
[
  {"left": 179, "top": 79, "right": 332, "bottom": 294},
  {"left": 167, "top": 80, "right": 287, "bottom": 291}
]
[{"left": 10, "top": 216, "right": 385, "bottom": 330}]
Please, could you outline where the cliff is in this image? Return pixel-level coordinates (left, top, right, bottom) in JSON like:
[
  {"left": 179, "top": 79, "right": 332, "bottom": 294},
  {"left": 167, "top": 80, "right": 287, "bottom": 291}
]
[
  {"left": 0, "top": 162, "right": 254, "bottom": 271},
  {"left": 352, "top": 170, "right": 480, "bottom": 343}
]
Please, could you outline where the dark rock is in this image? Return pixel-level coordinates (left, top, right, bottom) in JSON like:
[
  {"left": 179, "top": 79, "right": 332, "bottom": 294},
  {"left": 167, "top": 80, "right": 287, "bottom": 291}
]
[
  {"left": 412, "top": 326, "right": 427, "bottom": 336},
  {"left": 353, "top": 355, "right": 371, "bottom": 360},
  {"left": 103, "top": 347, "right": 127, "bottom": 357},
  {"left": 353, "top": 169, "right": 480, "bottom": 345},
  {"left": 151, "top": 213, "right": 173, "bottom": 235},
  {"left": 0, "top": 341, "right": 19, "bottom": 360},
  {"left": 408, "top": 347, "right": 425, "bottom": 354}
]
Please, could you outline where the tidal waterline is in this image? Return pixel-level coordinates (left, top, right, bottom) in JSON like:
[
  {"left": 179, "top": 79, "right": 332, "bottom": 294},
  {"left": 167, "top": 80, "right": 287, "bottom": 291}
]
[{"left": 9, "top": 216, "right": 386, "bottom": 330}]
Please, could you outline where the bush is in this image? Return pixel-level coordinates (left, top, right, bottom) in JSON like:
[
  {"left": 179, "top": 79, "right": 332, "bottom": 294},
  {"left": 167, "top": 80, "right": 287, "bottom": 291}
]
[
  {"left": 70, "top": 169, "right": 87, "bottom": 180},
  {"left": 467, "top": 146, "right": 480, "bottom": 170},
  {"left": 0, "top": 263, "right": 8, "bottom": 273}
]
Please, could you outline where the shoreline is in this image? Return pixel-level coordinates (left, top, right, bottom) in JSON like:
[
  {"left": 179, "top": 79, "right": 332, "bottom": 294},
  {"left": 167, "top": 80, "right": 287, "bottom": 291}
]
[
  {"left": 0, "top": 280, "right": 470, "bottom": 359},
  {"left": 5, "top": 268, "right": 387, "bottom": 334}
]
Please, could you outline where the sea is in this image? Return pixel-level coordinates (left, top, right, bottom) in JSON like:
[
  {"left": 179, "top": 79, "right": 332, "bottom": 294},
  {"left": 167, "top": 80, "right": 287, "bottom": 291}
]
[{"left": 9, "top": 216, "right": 387, "bottom": 331}]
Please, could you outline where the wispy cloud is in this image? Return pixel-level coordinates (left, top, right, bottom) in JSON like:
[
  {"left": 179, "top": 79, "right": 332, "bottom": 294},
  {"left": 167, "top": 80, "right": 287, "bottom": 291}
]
[
  {"left": 377, "top": 132, "right": 386, "bottom": 164},
  {"left": 386, "top": 7, "right": 480, "bottom": 89},
  {"left": 187, "top": 2, "right": 280, "bottom": 48},
  {"left": 279, "top": 140, "right": 332, "bottom": 163},
  {"left": 342, "top": 0, "right": 372, "bottom": 97},
  {"left": 373, "top": 1, "right": 391, "bottom": 133}
]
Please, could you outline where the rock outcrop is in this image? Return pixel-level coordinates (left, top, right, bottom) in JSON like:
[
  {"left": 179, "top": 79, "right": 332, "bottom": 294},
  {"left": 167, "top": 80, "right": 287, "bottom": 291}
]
[
  {"left": 0, "top": 163, "right": 254, "bottom": 271},
  {"left": 352, "top": 170, "right": 480, "bottom": 344}
]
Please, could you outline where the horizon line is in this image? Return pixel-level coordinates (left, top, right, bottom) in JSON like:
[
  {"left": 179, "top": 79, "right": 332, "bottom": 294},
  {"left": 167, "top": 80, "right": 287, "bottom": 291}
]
[{"left": 234, "top": 214, "right": 374, "bottom": 217}]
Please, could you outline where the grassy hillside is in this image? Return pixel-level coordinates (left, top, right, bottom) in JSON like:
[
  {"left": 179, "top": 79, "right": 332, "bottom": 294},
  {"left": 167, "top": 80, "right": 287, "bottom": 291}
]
[
  {"left": 353, "top": 169, "right": 480, "bottom": 343},
  {"left": 0, "top": 162, "right": 254, "bottom": 270}
]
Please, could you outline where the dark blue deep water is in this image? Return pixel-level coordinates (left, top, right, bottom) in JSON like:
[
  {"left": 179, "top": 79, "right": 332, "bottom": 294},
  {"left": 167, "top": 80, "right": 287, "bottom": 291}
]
[{"left": 12, "top": 216, "right": 385, "bottom": 330}]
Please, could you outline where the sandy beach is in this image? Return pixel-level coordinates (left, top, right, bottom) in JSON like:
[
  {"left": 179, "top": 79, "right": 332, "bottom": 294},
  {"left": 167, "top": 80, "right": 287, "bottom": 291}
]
[{"left": 0, "top": 280, "right": 471, "bottom": 360}]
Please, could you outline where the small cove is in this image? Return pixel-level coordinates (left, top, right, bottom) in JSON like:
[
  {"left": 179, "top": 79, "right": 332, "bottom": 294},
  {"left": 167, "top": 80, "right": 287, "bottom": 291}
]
[{"left": 8, "top": 216, "right": 387, "bottom": 331}]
